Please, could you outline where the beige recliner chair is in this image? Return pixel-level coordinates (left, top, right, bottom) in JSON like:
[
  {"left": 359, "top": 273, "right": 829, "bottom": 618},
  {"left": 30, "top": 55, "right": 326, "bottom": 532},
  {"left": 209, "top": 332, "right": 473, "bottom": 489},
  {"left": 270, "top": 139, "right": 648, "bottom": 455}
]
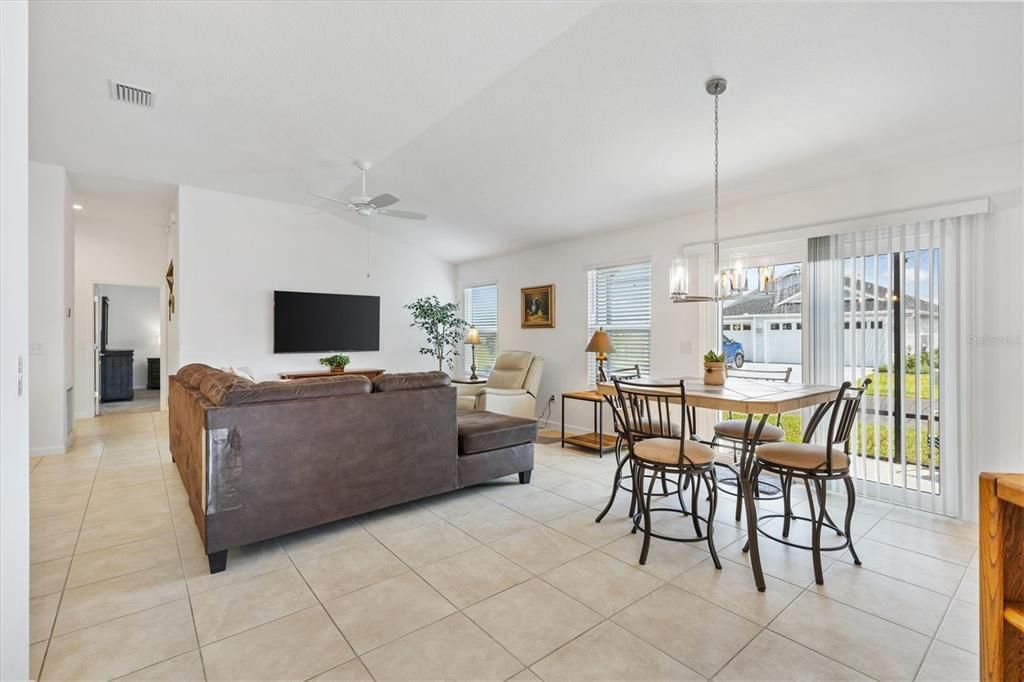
[{"left": 457, "top": 350, "right": 543, "bottom": 419}]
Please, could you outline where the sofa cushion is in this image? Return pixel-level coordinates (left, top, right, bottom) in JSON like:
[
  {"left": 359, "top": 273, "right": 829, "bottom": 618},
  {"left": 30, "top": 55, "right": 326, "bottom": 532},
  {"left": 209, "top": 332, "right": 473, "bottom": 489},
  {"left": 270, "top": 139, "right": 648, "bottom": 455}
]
[
  {"left": 176, "top": 363, "right": 216, "bottom": 388},
  {"left": 372, "top": 371, "right": 451, "bottom": 393},
  {"left": 200, "top": 371, "right": 371, "bottom": 406},
  {"left": 457, "top": 409, "right": 538, "bottom": 456}
]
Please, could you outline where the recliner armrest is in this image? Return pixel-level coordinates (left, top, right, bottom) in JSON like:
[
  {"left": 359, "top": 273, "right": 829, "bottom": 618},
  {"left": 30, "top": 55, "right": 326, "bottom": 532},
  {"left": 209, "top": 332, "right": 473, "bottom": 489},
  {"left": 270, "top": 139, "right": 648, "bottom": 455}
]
[
  {"left": 479, "top": 388, "right": 528, "bottom": 397},
  {"left": 456, "top": 383, "right": 487, "bottom": 399}
]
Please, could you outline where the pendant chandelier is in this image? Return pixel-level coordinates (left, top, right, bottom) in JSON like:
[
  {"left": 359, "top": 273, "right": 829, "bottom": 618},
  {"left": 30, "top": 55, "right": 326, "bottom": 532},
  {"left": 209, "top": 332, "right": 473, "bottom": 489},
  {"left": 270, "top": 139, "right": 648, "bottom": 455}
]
[{"left": 670, "top": 76, "right": 728, "bottom": 303}]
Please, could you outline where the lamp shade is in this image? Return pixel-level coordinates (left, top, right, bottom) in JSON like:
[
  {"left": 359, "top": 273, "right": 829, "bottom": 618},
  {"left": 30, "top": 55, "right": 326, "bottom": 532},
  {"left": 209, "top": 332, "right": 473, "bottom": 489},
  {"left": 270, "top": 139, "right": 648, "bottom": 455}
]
[
  {"left": 465, "top": 326, "right": 481, "bottom": 345},
  {"left": 585, "top": 327, "right": 615, "bottom": 354}
]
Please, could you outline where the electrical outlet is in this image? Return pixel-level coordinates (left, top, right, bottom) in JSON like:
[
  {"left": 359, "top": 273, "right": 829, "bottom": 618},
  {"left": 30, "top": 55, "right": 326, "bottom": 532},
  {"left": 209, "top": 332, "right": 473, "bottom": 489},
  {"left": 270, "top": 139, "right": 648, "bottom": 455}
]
[
  {"left": 547, "top": 395, "right": 555, "bottom": 404},
  {"left": 30, "top": 343, "right": 45, "bottom": 355}
]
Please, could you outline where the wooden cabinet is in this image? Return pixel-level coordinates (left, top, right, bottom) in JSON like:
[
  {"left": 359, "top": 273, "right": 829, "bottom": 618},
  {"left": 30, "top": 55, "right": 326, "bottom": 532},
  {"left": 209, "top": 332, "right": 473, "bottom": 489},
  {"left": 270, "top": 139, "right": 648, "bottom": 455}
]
[
  {"left": 147, "top": 357, "right": 161, "bottom": 390},
  {"left": 980, "top": 472, "right": 1024, "bottom": 680},
  {"left": 100, "top": 349, "right": 134, "bottom": 402}
]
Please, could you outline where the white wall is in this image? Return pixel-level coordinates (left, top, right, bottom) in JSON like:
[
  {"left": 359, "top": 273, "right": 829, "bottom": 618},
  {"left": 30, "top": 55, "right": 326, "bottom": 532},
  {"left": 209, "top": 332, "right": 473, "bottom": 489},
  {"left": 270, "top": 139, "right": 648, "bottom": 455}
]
[
  {"left": 457, "top": 142, "right": 1023, "bottom": 519},
  {"left": 98, "top": 284, "right": 161, "bottom": 389},
  {"left": 29, "top": 162, "right": 74, "bottom": 454},
  {"left": 73, "top": 216, "right": 167, "bottom": 418},
  {"left": 0, "top": 1, "right": 30, "bottom": 677},
  {"left": 174, "top": 186, "right": 456, "bottom": 379}
]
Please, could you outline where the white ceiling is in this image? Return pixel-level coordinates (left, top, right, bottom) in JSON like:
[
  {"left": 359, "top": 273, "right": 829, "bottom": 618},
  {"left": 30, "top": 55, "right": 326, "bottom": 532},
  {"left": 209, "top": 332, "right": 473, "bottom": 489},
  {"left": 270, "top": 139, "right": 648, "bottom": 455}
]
[
  {"left": 30, "top": 1, "right": 1022, "bottom": 263},
  {"left": 70, "top": 174, "right": 177, "bottom": 228}
]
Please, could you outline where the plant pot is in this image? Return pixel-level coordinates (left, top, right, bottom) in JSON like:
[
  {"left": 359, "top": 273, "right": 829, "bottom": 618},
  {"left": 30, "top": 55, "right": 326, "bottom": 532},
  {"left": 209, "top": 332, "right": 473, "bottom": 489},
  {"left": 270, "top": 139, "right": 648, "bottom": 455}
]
[
  {"left": 329, "top": 366, "right": 346, "bottom": 374},
  {"left": 704, "top": 361, "right": 727, "bottom": 385}
]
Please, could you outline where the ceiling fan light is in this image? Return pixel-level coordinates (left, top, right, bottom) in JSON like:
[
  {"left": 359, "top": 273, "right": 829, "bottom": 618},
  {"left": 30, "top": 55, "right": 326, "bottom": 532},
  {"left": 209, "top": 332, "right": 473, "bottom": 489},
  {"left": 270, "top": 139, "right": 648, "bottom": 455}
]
[{"left": 357, "top": 207, "right": 373, "bottom": 216}]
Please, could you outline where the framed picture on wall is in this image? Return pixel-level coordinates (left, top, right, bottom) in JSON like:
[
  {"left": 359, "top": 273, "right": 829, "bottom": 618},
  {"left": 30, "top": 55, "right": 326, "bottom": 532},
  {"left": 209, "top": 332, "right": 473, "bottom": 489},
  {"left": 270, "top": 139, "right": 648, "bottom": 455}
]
[{"left": 521, "top": 284, "right": 555, "bottom": 328}]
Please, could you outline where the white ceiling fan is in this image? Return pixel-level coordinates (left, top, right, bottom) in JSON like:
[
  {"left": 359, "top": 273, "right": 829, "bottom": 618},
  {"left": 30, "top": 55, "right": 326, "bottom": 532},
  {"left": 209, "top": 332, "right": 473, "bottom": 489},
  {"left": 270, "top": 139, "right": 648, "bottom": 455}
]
[{"left": 309, "top": 161, "right": 427, "bottom": 221}]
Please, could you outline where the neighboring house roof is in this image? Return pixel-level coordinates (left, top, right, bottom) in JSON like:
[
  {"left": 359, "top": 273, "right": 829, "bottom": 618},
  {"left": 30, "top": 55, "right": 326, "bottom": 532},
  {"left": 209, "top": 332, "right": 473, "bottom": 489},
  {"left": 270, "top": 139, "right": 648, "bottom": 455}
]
[{"left": 722, "top": 269, "right": 938, "bottom": 317}]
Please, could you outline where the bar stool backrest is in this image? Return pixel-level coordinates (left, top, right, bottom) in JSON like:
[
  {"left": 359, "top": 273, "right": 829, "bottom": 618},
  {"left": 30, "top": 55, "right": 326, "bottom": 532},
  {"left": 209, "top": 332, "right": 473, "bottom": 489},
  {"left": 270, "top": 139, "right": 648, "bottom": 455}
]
[
  {"left": 801, "top": 378, "right": 872, "bottom": 474},
  {"left": 611, "top": 378, "right": 700, "bottom": 467}
]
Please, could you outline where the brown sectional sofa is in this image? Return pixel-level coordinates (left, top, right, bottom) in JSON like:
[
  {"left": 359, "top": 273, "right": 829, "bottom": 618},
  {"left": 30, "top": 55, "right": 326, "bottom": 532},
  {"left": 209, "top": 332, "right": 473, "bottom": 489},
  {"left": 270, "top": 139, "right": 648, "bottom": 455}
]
[{"left": 169, "top": 364, "right": 536, "bottom": 573}]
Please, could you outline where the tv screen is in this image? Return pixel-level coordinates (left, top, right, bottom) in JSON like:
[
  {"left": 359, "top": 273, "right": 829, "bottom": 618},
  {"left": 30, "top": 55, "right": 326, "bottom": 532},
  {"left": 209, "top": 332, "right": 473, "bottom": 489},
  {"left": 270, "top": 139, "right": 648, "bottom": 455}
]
[{"left": 274, "top": 291, "right": 380, "bottom": 353}]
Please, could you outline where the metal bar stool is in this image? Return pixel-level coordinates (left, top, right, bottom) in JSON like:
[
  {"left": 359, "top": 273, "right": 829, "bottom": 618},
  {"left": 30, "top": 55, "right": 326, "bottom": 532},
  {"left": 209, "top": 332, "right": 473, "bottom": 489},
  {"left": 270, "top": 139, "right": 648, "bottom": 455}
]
[
  {"left": 747, "top": 378, "right": 871, "bottom": 584},
  {"left": 709, "top": 366, "right": 793, "bottom": 520},
  {"left": 598, "top": 377, "right": 722, "bottom": 567}
]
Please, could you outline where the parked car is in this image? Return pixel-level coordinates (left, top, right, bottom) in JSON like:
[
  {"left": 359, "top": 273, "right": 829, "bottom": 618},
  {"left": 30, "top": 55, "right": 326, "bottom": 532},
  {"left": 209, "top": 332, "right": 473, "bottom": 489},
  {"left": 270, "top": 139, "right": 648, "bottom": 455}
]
[{"left": 722, "top": 335, "right": 745, "bottom": 367}]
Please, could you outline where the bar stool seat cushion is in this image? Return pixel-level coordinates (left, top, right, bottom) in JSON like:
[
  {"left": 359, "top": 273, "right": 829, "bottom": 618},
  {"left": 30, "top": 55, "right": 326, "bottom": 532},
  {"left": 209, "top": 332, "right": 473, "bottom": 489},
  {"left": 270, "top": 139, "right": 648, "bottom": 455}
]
[
  {"left": 714, "top": 419, "right": 785, "bottom": 442},
  {"left": 755, "top": 442, "right": 850, "bottom": 472},
  {"left": 634, "top": 438, "right": 715, "bottom": 466}
]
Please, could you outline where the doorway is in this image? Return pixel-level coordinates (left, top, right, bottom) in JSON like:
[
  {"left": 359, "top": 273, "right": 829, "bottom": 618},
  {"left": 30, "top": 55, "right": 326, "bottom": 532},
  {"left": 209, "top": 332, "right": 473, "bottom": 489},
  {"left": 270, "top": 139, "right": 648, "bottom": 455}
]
[{"left": 94, "top": 283, "right": 162, "bottom": 415}]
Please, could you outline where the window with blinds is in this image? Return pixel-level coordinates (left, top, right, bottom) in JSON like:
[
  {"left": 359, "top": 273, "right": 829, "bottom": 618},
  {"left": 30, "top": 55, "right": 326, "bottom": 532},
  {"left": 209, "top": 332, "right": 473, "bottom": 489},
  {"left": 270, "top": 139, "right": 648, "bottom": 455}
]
[
  {"left": 463, "top": 283, "right": 498, "bottom": 377},
  {"left": 587, "top": 261, "right": 652, "bottom": 387}
]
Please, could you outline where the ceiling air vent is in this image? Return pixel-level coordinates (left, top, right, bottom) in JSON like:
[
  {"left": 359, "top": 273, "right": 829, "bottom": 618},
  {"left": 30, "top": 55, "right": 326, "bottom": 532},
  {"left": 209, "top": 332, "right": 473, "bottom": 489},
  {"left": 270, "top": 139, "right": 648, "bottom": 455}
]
[{"left": 109, "top": 80, "right": 153, "bottom": 108}]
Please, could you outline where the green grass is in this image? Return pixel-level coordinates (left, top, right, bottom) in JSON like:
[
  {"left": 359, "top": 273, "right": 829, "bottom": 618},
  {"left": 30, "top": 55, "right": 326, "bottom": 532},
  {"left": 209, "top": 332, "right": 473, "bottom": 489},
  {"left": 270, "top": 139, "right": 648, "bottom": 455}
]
[
  {"left": 864, "top": 371, "right": 939, "bottom": 400},
  {"left": 757, "top": 414, "right": 939, "bottom": 467}
]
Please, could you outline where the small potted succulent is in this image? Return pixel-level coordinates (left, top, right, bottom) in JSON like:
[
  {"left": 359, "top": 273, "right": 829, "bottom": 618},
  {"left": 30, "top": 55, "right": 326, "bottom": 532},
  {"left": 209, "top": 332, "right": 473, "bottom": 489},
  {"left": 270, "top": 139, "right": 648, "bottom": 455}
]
[
  {"left": 703, "top": 349, "right": 727, "bottom": 385},
  {"left": 319, "top": 354, "right": 351, "bottom": 374}
]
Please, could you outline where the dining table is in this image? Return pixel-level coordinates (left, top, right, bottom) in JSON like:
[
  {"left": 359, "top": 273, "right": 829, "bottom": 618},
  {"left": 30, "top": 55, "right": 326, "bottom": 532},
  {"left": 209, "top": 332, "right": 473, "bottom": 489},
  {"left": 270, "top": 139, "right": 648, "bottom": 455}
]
[{"left": 596, "top": 375, "right": 842, "bottom": 591}]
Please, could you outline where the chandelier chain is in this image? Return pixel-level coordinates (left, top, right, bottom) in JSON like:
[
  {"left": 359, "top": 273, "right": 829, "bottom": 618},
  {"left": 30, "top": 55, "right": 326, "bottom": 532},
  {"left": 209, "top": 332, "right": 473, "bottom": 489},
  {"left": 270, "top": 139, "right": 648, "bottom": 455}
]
[{"left": 714, "top": 92, "right": 719, "bottom": 242}]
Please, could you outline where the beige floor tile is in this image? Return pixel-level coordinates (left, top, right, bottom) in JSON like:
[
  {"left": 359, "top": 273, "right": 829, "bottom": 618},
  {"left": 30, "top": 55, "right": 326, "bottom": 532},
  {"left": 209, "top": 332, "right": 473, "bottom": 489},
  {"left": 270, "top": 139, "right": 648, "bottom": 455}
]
[
  {"left": 93, "top": 466, "right": 164, "bottom": 492},
  {"left": 30, "top": 480, "right": 94, "bottom": 502},
  {"left": 956, "top": 568, "right": 980, "bottom": 606},
  {"left": 916, "top": 640, "right": 980, "bottom": 681},
  {"left": 190, "top": 566, "right": 317, "bottom": 645},
  {"left": 88, "top": 480, "right": 166, "bottom": 508},
  {"left": 31, "top": 592, "right": 60, "bottom": 643},
  {"left": 612, "top": 583, "right": 761, "bottom": 678},
  {"left": 377, "top": 519, "right": 480, "bottom": 567},
  {"left": 42, "top": 599, "right": 197, "bottom": 680},
  {"left": 838, "top": 537, "right": 967, "bottom": 596},
  {"left": 309, "top": 658, "right": 374, "bottom": 681},
  {"left": 886, "top": 506, "right": 979, "bottom": 541},
  {"left": 84, "top": 494, "right": 171, "bottom": 528},
  {"left": 769, "top": 591, "right": 931, "bottom": 680},
  {"left": 30, "top": 492, "right": 89, "bottom": 519},
  {"left": 500, "top": 488, "right": 588, "bottom": 522},
  {"left": 202, "top": 605, "right": 355, "bottom": 680},
  {"left": 532, "top": 620, "right": 701, "bottom": 681},
  {"left": 355, "top": 502, "right": 439, "bottom": 537},
  {"left": 544, "top": 508, "right": 633, "bottom": 548},
  {"left": 475, "top": 479, "right": 539, "bottom": 504},
  {"left": 548, "top": 479, "right": 613, "bottom": 507},
  {"left": 323, "top": 571, "right": 456, "bottom": 654},
  {"left": 30, "top": 556, "right": 71, "bottom": 598},
  {"left": 181, "top": 537, "right": 292, "bottom": 596},
  {"left": 719, "top": 532, "right": 838, "bottom": 588},
  {"left": 418, "top": 545, "right": 531, "bottom": 608},
  {"left": 30, "top": 509, "right": 84, "bottom": 539},
  {"left": 814, "top": 561, "right": 951, "bottom": 635},
  {"left": 541, "top": 551, "right": 662, "bottom": 617},
  {"left": 446, "top": 504, "right": 538, "bottom": 543},
  {"left": 419, "top": 488, "right": 496, "bottom": 520},
  {"left": 527, "top": 466, "right": 580, "bottom": 492},
  {"left": 361, "top": 613, "right": 523, "bottom": 681},
  {"left": 297, "top": 541, "right": 408, "bottom": 602},
  {"left": 508, "top": 668, "right": 541, "bottom": 681},
  {"left": 278, "top": 518, "right": 375, "bottom": 564},
  {"left": 599, "top": 532, "right": 709, "bottom": 581},
  {"left": 116, "top": 650, "right": 205, "bottom": 680},
  {"left": 31, "top": 530, "right": 79, "bottom": 564},
  {"left": 465, "top": 578, "right": 602, "bottom": 664},
  {"left": 672, "top": 557, "right": 802, "bottom": 626},
  {"left": 54, "top": 560, "right": 186, "bottom": 635},
  {"left": 29, "top": 641, "right": 46, "bottom": 681},
  {"left": 935, "top": 599, "right": 979, "bottom": 654},
  {"left": 76, "top": 512, "right": 174, "bottom": 554},
  {"left": 67, "top": 532, "right": 180, "bottom": 589},
  {"left": 716, "top": 630, "right": 870, "bottom": 681},
  {"left": 489, "top": 526, "right": 590, "bottom": 574},
  {"left": 867, "top": 519, "right": 977, "bottom": 565}
]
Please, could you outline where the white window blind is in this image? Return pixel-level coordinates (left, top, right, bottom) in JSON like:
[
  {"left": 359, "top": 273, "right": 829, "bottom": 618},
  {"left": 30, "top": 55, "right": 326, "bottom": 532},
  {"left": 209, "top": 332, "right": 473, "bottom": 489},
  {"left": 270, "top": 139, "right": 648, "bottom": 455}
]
[
  {"left": 463, "top": 284, "right": 498, "bottom": 377},
  {"left": 587, "top": 261, "right": 652, "bottom": 387}
]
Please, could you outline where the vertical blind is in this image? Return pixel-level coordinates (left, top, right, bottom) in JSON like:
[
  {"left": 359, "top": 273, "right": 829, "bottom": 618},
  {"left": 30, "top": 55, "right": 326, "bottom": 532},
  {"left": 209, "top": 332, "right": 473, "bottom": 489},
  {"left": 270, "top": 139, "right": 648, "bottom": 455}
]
[
  {"left": 587, "top": 261, "right": 652, "bottom": 387},
  {"left": 463, "top": 283, "right": 498, "bottom": 377}
]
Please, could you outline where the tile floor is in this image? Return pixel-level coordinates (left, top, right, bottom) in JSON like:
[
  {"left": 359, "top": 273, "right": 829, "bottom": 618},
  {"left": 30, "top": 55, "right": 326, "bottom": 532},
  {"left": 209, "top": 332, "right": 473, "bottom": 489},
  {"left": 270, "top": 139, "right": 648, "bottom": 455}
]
[{"left": 27, "top": 412, "right": 980, "bottom": 681}]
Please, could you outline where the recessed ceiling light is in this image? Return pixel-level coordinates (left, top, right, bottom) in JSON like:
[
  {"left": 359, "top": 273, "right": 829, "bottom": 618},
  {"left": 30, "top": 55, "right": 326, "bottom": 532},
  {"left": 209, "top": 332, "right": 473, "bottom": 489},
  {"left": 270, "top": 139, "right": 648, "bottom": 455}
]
[{"left": 72, "top": 204, "right": 83, "bottom": 210}]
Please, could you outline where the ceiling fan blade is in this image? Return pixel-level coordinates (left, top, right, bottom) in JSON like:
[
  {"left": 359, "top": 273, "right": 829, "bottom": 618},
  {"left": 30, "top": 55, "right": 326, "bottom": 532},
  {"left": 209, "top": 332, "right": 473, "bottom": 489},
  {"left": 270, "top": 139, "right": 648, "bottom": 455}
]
[
  {"left": 378, "top": 208, "right": 427, "bottom": 221},
  {"left": 368, "top": 193, "right": 399, "bottom": 208},
  {"left": 308, "top": 192, "right": 354, "bottom": 208}
]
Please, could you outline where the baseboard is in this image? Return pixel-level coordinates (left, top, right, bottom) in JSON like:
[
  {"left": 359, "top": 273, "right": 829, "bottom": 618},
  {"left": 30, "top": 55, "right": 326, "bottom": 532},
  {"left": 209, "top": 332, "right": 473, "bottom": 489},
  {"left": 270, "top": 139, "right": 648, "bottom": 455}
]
[{"left": 31, "top": 444, "right": 67, "bottom": 456}]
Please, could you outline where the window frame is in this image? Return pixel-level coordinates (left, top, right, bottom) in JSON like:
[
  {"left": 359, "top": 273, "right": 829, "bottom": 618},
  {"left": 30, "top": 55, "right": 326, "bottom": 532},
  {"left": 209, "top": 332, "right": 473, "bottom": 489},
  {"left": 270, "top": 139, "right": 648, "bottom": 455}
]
[{"left": 586, "top": 260, "right": 652, "bottom": 388}]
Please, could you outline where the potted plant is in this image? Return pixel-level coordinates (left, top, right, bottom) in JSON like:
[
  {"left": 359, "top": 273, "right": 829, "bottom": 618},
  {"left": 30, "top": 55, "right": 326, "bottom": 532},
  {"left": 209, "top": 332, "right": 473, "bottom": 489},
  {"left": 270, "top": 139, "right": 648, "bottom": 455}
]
[
  {"left": 703, "top": 349, "right": 727, "bottom": 385},
  {"left": 319, "top": 354, "right": 351, "bottom": 374},
  {"left": 405, "top": 296, "right": 467, "bottom": 372}
]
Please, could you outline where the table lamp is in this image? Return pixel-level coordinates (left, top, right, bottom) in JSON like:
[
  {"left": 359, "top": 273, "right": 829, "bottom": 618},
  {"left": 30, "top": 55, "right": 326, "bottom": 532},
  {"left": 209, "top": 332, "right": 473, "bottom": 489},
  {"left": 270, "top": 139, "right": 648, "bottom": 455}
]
[
  {"left": 585, "top": 327, "right": 616, "bottom": 383},
  {"left": 465, "top": 326, "right": 481, "bottom": 380}
]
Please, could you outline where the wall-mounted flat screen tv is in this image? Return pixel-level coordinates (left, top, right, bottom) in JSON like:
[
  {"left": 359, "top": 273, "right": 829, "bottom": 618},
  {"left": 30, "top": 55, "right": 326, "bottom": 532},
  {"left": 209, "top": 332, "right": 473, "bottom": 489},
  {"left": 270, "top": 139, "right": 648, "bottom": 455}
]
[{"left": 274, "top": 291, "right": 380, "bottom": 353}]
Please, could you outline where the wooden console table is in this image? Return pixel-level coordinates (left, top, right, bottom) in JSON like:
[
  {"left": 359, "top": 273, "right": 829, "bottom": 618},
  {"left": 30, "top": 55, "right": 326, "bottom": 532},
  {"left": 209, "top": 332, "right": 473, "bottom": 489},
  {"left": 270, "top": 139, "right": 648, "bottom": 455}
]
[
  {"left": 279, "top": 368, "right": 385, "bottom": 380},
  {"left": 980, "top": 472, "right": 1024, "bottom": 680}
]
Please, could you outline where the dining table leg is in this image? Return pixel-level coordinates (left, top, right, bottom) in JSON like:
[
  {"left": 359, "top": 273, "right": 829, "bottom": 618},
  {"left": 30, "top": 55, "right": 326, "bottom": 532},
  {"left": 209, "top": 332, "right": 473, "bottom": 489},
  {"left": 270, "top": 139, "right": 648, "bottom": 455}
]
[{"left": 740, "top": 413, "right": 771, "bottom": 592}]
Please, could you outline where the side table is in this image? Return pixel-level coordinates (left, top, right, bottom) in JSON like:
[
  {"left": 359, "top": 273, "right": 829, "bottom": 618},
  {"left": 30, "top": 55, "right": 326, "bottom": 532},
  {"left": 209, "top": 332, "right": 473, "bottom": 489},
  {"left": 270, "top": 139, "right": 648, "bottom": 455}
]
[{"left": 561, "top": 390, "right": 616, "bottom": 456}]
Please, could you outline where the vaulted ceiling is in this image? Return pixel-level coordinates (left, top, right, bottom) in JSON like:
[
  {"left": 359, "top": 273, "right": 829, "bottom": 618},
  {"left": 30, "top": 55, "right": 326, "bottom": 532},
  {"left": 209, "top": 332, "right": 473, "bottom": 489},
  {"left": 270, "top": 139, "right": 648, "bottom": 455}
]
[{"left": 30, "top": 1, "right": 1022, "bottom": 262}]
